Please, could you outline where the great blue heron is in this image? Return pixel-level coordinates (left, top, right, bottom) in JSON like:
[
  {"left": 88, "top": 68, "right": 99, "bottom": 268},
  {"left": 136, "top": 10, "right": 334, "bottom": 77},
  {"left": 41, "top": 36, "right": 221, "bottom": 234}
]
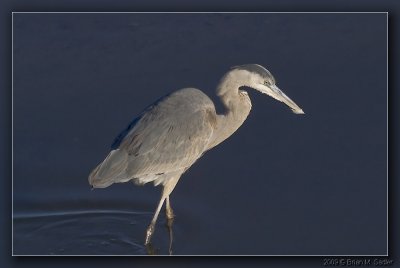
[{"left": 89, "top": 64, "right": 304, "bottom": 246}]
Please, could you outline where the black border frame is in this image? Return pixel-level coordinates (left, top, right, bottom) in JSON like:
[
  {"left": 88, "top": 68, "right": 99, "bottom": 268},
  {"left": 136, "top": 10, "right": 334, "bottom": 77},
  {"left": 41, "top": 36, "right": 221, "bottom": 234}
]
[{"left": 2, "top": 1, "right": 398, "bottom": 267}]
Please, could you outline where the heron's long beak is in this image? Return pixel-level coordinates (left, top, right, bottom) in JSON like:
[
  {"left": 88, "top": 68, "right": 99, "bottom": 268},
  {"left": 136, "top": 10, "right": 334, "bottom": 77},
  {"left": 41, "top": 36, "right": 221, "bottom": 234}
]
[{"left": 255, "top": 84, "right": 305, "bottom": 114}]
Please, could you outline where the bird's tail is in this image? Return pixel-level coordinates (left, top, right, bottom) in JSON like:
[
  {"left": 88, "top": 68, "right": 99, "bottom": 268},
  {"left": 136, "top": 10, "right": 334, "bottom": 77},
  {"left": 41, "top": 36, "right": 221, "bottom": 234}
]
[{"left": 88, "top": 149, "right": 130, "bottom": 188}]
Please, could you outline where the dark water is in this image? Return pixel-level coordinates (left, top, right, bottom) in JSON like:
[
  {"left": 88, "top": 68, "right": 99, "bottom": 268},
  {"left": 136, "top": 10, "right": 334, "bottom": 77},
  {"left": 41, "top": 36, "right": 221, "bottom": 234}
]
[
  {"left": 13, "top": 13, "right": 387, "bottom": 255},
  {"left": 14, "top": 210, "right": 149, "bottom": 255}
]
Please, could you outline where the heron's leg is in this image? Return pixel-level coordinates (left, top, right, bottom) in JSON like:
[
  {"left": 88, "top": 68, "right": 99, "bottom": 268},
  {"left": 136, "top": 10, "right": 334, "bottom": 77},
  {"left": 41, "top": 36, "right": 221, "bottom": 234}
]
[
  {"left": 165, "top": 195, "right": 175, "bottom": 255},
  {"left": 165, "top": 196, "right": 174, "bottom": 220},
  {"left": 162, "top": 176, "right": 180, "bottom": 254},
  {"left": 145, "top": 196, "right": 166, "bottom": 245}
]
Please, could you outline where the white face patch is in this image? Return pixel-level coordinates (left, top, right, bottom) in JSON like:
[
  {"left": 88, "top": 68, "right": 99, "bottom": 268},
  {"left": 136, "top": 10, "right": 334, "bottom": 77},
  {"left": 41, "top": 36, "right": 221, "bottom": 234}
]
[{"left": 229, "top": 69, "right": 264, "bottom": 89}]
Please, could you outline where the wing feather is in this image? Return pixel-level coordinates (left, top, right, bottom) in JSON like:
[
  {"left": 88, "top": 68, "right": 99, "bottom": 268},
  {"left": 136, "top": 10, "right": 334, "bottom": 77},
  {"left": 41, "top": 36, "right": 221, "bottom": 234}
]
[{"left": 89, "top": 88, "right": 217, "bottom": 187}]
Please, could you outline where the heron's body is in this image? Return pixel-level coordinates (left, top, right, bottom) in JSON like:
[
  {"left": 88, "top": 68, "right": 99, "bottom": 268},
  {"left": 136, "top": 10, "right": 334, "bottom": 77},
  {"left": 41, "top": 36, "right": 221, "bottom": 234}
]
[
  {"left": 89, "top": 64, "right": 304, "bottom": 246},
  {"left": 90, "top": 88, "right": 217, "bottom": 188}
]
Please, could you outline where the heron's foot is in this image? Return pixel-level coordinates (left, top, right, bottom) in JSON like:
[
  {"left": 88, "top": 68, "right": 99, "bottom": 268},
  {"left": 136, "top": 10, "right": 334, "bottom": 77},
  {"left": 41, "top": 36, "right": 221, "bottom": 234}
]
[{"left": 145, "top": 224, "right": 155, "bottom": 245}]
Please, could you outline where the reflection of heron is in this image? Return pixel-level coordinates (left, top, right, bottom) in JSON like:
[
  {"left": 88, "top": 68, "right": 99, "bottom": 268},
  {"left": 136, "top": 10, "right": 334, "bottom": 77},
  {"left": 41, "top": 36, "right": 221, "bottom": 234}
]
[{"left": 89, "top": 64, "right": 304, "bottom": 246}]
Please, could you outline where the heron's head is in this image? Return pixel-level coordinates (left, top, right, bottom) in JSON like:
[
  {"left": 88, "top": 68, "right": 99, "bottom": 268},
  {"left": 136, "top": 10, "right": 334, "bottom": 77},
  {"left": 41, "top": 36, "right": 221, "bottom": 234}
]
[{"left": 226, "top": 64, "right": 304, "bottom": 114}]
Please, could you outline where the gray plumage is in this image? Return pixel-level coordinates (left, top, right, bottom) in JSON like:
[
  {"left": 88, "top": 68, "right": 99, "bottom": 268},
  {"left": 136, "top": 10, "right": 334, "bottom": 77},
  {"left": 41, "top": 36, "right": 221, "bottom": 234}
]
[
  {"left": 90, "top": 88, "right": 216, "bottom": 187},
  {"left": 88, "top": 64, "right": 304, "bottom": 245}
]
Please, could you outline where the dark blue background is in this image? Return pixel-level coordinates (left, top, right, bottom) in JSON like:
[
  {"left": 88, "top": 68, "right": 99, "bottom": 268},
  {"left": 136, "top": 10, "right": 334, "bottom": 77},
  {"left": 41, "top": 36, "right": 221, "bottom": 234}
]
[{"left": 12, "top": 12, "right": 387, "bottom": 255}]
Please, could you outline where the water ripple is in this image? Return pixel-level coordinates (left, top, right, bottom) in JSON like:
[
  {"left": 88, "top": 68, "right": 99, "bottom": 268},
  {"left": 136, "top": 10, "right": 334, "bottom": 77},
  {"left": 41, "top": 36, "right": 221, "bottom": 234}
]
[{"left": 13, "top": 209, "right": 155, "bottom": 255}]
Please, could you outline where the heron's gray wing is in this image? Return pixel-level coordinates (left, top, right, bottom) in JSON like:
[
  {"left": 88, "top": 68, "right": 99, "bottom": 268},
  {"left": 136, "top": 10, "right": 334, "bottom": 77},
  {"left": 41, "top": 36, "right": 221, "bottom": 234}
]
[
  {"left": 89, "top": 88, "right": 216, "bottom": 187},
  {"left": 114, "top": 88, "right": 216, "bottom": 184}
]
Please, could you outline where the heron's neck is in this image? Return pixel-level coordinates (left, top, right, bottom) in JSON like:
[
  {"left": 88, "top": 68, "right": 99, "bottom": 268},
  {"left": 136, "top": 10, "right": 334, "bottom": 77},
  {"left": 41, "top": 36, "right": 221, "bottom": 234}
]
[{"left": 206, "top": 77, "right": 252, "bottom": 150}]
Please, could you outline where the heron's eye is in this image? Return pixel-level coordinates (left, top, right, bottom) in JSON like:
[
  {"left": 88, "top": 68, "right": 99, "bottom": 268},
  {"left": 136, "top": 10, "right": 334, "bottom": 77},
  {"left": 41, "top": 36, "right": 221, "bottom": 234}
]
[{"left": 264, "top": 80, "right": 270, "bottom": 86}]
